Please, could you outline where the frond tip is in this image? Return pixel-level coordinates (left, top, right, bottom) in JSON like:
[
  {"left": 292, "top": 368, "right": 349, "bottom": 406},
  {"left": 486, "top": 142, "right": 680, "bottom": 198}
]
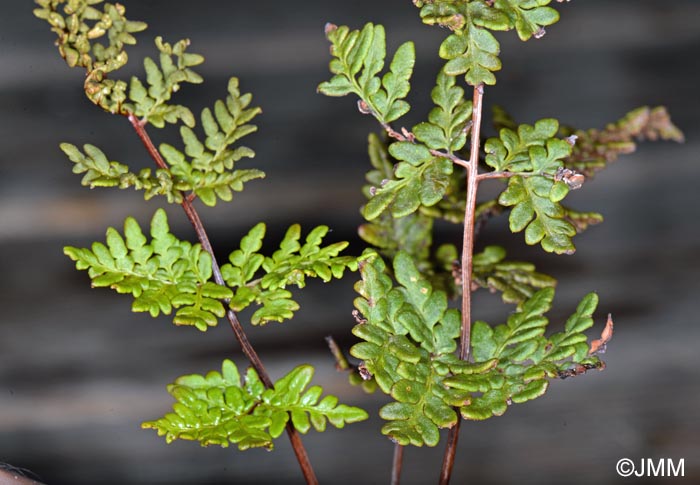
[
  {"left": 159, "top": 77, "right": 265, "bottom": 206},
  {"left": 318, "top": 22, "right": 415, "bottom": 123},
  {"left": 142, "top": 360, "right": 368, "bottom": 450}
]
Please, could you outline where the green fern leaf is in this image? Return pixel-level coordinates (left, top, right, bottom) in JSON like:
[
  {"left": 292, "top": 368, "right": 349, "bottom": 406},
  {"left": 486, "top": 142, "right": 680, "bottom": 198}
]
[
  {"left": 446, "top": 289, "right": 605, "bottom": 421},
  {"left": 363, "top": 141, "right": 453, "bottom": 221},
  {"left": 143, "top": 360, "right": 368, "bottom": 450},
  {"left": 60, "top": 142, "right": 187, "bottom": 203},
  {"left": 158, "top": 77, "right": 265, "bottom": 206},
  {"left": 358, "top": 134, "right": 461, "bottom": 297},
  {"left": 128, "top": 37, "right": 204, "bottom": 128},
  {"left": 351, "top": 251, "right": 469, "bottom": 446},
  {"left": 440, "top": 23, "right": 501, "bottom": 86},
  {"left": 484, "top": 118, "right": 560, "bottom": 172},
  {"left": 64, "top": 209, "right": 231, "bottom": 331},
  {"left": 413, "top": 70, "right": 473, "bottom": 152},
  {"left": 318, "top": 23, "right": 415, "bottom": 123},
  {"left": 472, "top": 245, "right": 556, "bottom": 306},
  {"left": 221, "top": 224, "right": 357, "bottom": 325},
  {"left": 493, "top": 0, "right": 560, "bottom": 41},
  {"left": 497, "top": 139, "right": 576, "bottom": 254}
]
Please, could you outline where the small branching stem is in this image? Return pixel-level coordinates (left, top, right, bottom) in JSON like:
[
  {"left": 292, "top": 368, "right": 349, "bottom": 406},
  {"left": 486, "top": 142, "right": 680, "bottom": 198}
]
[
  {"left": 377, "top": 118, "right": 470, "bottom": 169},
  {"left": 430, "top": 149, "right": 470, "bottom": 168},
  {"left": 439, "top": 83, "right": 485, "bottom": 485},
  {"left": 476, "top": 170, "right": 520, "bottom": 181},
  {"left": 127, "top": 113, "right": 319, "bottom": 485}
]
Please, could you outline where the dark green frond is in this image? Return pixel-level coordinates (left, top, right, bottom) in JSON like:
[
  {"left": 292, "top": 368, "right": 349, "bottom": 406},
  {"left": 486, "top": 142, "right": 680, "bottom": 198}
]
[
  {"left": 472, "top": 245, "right": 556, "bottom": 306},
  {"left": 447, "top": 289, "right": 605, "bottom": 421},
  {"left": 318, "top": 23, "right": 415, "bottom": 123},
  {"left": 496, "top": 139, "right": 577, "bottom": 254},
  {"left": 351, "top": 251, "right": 466, "bottom": 446}
]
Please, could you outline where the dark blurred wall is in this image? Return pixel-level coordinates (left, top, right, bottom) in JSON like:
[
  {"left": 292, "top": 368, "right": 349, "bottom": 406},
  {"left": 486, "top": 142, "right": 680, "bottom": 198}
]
[{"left": 1, "top": 1, "right": 698, "bottom": 484}]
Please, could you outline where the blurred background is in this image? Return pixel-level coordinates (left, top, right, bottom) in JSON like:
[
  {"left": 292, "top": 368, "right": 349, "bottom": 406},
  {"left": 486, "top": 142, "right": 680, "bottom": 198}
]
[{"left": 1, "top": 1, "right": 698, "bottom": 483}]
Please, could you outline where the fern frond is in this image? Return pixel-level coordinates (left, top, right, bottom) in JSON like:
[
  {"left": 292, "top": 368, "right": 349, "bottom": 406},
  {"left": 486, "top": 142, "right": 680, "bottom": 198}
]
[
  {"left": 472, "top": 245, "right": 556, "bottom": 306},
  {"left": 221, "top": 224, "right": 357, "bottom": 325},
  {"left": 34, "top": 0, "right": 147, "bottom": 111},
  {"left": 128, "top": 37, "right": 204, "bottom": 128},
  {"left": 413, "top": 70, "right": 473, "bottom": 153},
  {"left": 561, "top": 106, "right": 685, "bottom": 176},
  {"left": 143, "top": 360, "right": 368, "bottom": 450},
  {"left": 492, "top": 0, "right": 560, "bottom": 41},
  {"left": 158, "top": 77, "right": 265, "bottom": 206},
  {"left": 484, "top": 118, "right": 561, "bottom": 172},
  {"left": 417, "top": 1, "right": 561, "bottom": 86},
  {"left": 318, "top": 23, "right": 415, "bottom": 123},
  {"left": 33, "top": 0, "right": 147, "bottom": 72},
  {"left": 446, "top": 289, "right": 605, "bottom": 420},
  {"left": 498, "top": 139, "right": 576, "bottom": 254},
  {"left": 351, "top": 251, "right": 468, "bottom": 446},
  {"left": 64, "top": 209, "right": 231, "bottom": 331},
  {"left": 492, "top": 134, "right": 577, "bottom": 254},
  {"left": 363, "top": 141, "right": 453, "bottom": 221},
  {"left": 60, "top": 142, "right": 187, "bottom": 203}
]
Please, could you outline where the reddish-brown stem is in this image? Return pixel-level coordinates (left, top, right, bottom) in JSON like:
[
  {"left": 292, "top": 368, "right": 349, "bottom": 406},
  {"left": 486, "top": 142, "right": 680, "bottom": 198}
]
[
  {"left": 127, "top": 113, "right": 319, "bottom": 485},
  {"left": 460, "top": 83, "right": 483, "bottom": 362},
  {"left": 430, "top": 149, "right": 470, "bottom": 168},
  {"left": 476, "top": 171, "right": 518, "bottom": 181},
  {"left": 439, "top": 84, "right": 485, "bottom": 485},
  {"left": 391, "top": 443, "right": 404, "bottom": 485},
  {"left": 439, "top": 421, "right": 461, "bottom": 485},
  {"left": 476, "top": 170, "right": 546, "bottom": 182}
]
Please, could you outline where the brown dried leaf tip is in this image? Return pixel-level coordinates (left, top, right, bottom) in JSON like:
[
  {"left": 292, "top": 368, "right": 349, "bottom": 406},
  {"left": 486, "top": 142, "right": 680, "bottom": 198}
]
[
  {"left": 589, "top": 313, "right": 614, "bottom": 355},
  {"left": 357, "top": 100, "right": 371, "bottom": 115},
  {"left": 324, "top": 22, "right": 338, "bottom": 36},
  {"left": 557, "top": 361, "right": 605, "bottom": 379},
  {"left": 555, "top": 167, "right": 585, "bottom": 190},
  {"left": 358, "top": 363, "right": 373, "bottom": 380}
]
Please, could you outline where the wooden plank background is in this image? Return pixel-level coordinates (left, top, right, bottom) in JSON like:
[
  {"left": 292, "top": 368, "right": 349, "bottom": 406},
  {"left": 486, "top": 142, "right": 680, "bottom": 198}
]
[{"left": 1, "top": 1, "right": 698, "bottom": 483}]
